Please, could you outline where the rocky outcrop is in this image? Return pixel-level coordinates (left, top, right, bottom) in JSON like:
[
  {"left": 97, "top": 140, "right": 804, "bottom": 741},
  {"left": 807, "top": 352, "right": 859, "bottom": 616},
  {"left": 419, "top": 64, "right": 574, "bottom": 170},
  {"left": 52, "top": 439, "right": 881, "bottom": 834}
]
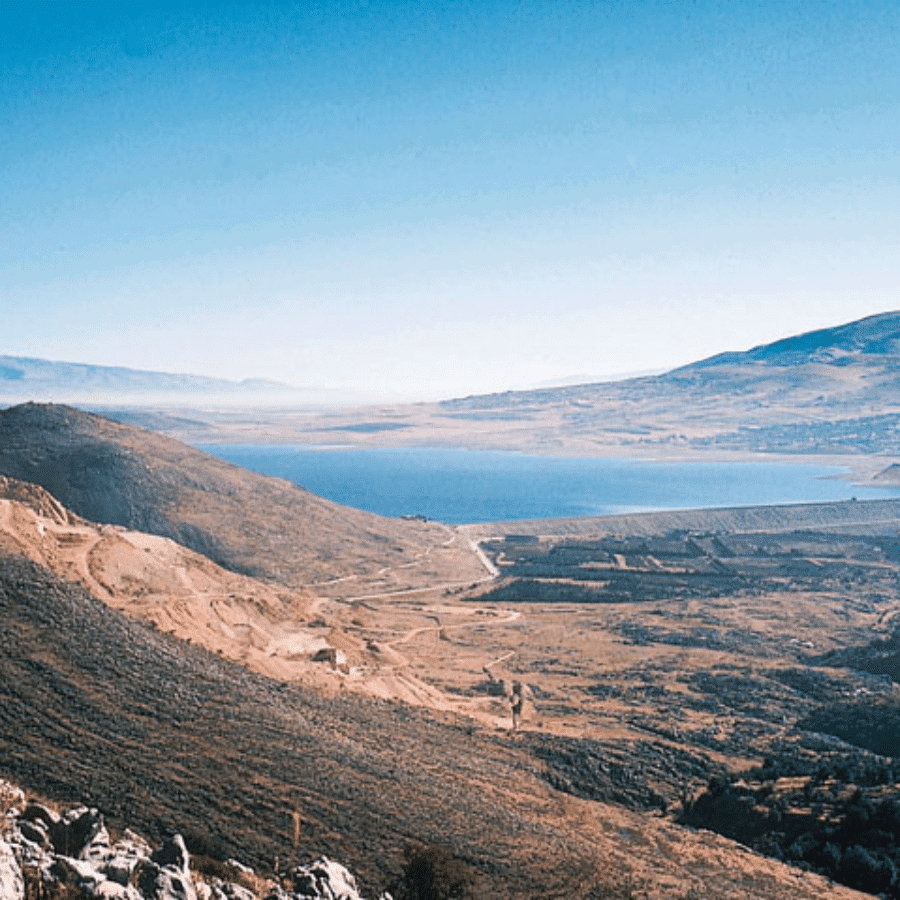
[
  {"left": 1, "top": 836, "right": 24, "bottom": 900},
  {"left": 0, "top": 475, "right": 84, "bottom": 525},
  {"left": 0, "top": 781, "right": 388, "bottom": 900}
]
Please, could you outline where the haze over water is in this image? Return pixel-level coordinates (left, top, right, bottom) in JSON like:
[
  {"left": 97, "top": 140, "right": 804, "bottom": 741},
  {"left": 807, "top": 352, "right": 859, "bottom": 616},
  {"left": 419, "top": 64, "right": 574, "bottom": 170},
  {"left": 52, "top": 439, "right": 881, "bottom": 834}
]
[{"left": 197, "top": 445, "right": 900, "bottom": 524}]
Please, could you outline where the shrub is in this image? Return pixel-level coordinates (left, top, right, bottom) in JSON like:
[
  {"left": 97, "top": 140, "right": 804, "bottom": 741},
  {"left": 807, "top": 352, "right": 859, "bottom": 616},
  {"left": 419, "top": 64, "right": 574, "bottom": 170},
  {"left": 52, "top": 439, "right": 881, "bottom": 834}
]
[
  {"left": 180, "top": 828, "right": 230, "bottom": 862},
  {"left": 190, "top": 856, "right": 260, "bottom": 893},
  {"left": 391, "top": 844, "right": 481, "bottom": 900}
]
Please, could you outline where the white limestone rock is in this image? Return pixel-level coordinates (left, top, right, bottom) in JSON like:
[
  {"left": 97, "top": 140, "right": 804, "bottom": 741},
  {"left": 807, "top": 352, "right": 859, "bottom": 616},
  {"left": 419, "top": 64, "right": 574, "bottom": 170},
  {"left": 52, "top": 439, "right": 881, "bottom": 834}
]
[
  {"left": 138, "top": 835, "right": 198, "bottom": 900},
  {"left": 0, "top": 838, "right": 24, "bottom": 900},
  {"left": 53, "top": 854, "right": 106, "bottom": 892},
  {"left": 93, "top": 880, "right": 143, "bottom": 900},
  {"left": 197, "top": 878, "right": 256, "bottom": 900},
  {"left": 288, "top": 857, "right": 363, "bottom": 900},
  {"left": 0, "top": 780, "right": 25, "bottom": 811},
  {"left": 1, "top": 784, "right": 387, "bottom": 900},
  {"left": 96, "top": 830, "right": 154, "bottom": 886}
]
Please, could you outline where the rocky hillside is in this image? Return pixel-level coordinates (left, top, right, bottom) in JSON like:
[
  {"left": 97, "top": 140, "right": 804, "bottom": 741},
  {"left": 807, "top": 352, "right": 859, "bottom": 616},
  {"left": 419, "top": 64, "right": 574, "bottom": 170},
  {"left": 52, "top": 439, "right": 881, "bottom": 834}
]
[
  {"left": 0, "top": 778, "right": 390, "bottom": 900},
  {"left": 0, "top": 404, "right": 485, "bottom": 589},
  {"left": 0, "top": 549, "right": 868, "bottom": 899}
]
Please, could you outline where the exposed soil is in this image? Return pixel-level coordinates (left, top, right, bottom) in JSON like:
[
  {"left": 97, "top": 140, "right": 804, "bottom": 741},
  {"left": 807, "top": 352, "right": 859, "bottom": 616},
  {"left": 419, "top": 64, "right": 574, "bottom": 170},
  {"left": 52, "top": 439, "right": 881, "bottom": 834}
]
[
  {"left": 0, "top": 403, "right": 486, "bottom": 590},
  {"left": 1, "top": 403, "right": 895, "bottom": 899},
  {"left": 2, "top": 551, "right": 869, "bottom": 900}
]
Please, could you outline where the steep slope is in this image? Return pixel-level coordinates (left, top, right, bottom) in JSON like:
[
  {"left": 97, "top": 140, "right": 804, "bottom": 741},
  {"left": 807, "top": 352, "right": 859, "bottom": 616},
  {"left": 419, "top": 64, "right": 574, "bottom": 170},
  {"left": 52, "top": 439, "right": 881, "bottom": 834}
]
[
  {"left": 0, "top": 475, "right": 328, "bottom": 681},
  {"left": 0, "top": 403, "right": 485, "bottom": 589},
  {"left": 0, "top": 551, "right": 870, "bottom": 899},
  {"left": 0, "top": 475, "right": 495, "bottom": 712}
]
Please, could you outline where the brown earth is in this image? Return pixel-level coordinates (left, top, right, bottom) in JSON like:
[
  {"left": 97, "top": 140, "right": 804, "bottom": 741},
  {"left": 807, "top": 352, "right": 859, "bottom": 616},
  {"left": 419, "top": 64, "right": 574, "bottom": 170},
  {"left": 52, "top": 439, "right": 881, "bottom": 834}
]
[
  {"left": 1, "top": 402, "right": 899, "bottom": 897},
  {"left": 0, "top": 549, "right": 872, "bottom": 900},
  {"left": 0, "top": 475, "right": 493, "bottom": 711},
  {"left": 0, "top": 403, "right": 486, "bottom": 591}
]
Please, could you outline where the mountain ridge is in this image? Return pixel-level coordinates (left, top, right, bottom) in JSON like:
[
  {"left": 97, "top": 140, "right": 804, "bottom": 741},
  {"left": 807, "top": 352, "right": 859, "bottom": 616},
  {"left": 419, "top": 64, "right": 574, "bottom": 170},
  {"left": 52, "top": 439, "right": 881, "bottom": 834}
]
[
  {"left": 5, "top": 311, "right": 900, "bottom": 417},
  {"left": 0, "top": 355, "right": 375, "bottom": 408},
  {"left": 275, "top": 309, "right": 900, "bottom": 459},
  {"left": 686, "top": 310, "right": 900, "bottom": 370},
  {"left": 65, "top": 309, "right": 898, "bottom": 456}
]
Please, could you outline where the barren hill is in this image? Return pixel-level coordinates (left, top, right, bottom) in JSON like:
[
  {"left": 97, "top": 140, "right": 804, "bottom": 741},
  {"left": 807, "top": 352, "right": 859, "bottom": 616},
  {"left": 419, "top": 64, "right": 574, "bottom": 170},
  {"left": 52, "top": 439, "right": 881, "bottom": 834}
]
[
  {"left": 175, "top": 310, "right": 900, "bottom": 459},
  {"left": 2, "top": 423, "right": 899, "bottom": 895},
  {"left": 0, "top": 474, "right": 493, "bottom": 711},
  {"left": 0, "top": 403, "right": 485, "bottom": 590}
]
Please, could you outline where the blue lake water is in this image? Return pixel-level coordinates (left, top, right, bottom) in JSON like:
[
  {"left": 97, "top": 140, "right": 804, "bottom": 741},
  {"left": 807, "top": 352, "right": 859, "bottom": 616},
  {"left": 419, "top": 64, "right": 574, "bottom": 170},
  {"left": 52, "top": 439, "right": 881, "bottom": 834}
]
[{"left": 196, "top": 444, "right": 900, "bottom": 525}]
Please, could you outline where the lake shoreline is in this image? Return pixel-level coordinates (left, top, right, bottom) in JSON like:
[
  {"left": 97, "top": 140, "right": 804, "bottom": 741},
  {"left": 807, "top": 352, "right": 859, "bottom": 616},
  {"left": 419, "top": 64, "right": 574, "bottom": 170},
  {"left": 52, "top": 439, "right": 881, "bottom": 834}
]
[{"left": 195, "top": 443, "right": 900, "bottom": 526}]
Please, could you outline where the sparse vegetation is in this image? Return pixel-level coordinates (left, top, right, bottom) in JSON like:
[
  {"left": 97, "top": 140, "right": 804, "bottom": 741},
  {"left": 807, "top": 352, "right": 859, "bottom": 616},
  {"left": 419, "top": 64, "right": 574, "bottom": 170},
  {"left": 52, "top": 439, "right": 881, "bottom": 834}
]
[
  {"left": 389, "top": 844, "right": 481, "bottom": 900},
  {"left": 8, "top": 398, "right": 900, "bottom": 898},
  {"left": 681, "top": 751, "right": 900, "bottom": 898}
]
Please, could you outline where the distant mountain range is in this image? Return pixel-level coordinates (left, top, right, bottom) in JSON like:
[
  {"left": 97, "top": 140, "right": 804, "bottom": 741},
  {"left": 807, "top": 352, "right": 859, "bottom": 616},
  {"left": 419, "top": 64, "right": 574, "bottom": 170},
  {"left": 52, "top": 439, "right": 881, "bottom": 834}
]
[
  {"left": 1, "top": 375, "right": 898, "bottom": 897},
  {"left": 0, "top": 355, "right": 373, "bottom": 407},
  {"left": 4, "top": 311, "right": 900, "bottom": 457},
  {"left": 263, "top": 310, "right": 900, "bottom": 460},
  {"left": 442, "top": 309, "right": 900, "bottom": 409}
]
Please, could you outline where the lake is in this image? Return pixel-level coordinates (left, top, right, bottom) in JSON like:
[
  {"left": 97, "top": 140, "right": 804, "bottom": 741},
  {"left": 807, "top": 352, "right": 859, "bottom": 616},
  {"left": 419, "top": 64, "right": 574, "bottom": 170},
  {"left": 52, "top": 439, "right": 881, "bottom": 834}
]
[{"left": 195, "top": 444, "right": 900, "bottom": 524}]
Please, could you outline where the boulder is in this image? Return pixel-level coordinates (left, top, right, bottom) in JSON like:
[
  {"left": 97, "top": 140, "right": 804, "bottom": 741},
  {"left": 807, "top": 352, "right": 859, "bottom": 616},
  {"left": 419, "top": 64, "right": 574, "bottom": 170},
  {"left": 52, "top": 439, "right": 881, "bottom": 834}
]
[
  {"left": 2, "top": 786, "right": 385, "bottom": 900},
  {"left": 50, "top": 806, "right": 104, "bottom": 857},
  {"left": 138, "top": 835, "right": 197, "bottom": 900},
  {"left": 0, "top": 838, "right": 24, "bottom": 900},
  {"left": 288, "top": 857, "right": 363, "bottom": 900},
  {"left": 94, "top": 881, "right": 143, "bottom": 900},
  {"left": 81, "top": 823, "right": 112, "bottom": 860},
  {"left": 199, "top": 878, "right": 256, "bottom": 900},
  {"left": 150, "top": 835, "right": 191, "bottom": 874},
  {"left": 138, "top": 863, "right": 198, "bottom": 900},
  {"left": 97, "top": 831, "right": 154, "bottom": 886},
  {"left": 52, "top": 854, "right": 105, "bottom": 892}
]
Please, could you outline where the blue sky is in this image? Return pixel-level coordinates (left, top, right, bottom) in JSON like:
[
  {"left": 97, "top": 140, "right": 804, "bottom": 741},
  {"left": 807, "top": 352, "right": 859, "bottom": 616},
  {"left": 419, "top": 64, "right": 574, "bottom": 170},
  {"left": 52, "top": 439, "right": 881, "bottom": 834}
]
[{"left": 2, "top": 1, "right": 899, "bottom": 400}]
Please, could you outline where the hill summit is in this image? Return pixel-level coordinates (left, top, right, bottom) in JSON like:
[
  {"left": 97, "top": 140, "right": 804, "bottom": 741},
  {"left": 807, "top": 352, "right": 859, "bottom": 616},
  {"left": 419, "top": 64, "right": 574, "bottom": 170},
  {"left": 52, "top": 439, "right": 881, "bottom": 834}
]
[
  {"left": 689, "top": 309, "right": 900, "bottom": 369},
  {"left": 0, "top": 403, "right": 484, "bottom": 589}
]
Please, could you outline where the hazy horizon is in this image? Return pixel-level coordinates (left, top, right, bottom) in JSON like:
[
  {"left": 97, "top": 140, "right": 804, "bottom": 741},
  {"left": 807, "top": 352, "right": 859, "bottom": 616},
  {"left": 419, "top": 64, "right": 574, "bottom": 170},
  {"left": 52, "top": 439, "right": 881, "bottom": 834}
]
[{"left": 3, "top": 1, "right": 899, "bottom": 401}]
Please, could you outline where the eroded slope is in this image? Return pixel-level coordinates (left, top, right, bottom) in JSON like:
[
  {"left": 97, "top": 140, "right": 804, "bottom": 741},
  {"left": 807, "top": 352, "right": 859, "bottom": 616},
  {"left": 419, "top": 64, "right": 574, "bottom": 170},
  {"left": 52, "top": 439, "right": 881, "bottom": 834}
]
[{"left": 0, "top": 403, "right": 486, "bottom": 591}]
